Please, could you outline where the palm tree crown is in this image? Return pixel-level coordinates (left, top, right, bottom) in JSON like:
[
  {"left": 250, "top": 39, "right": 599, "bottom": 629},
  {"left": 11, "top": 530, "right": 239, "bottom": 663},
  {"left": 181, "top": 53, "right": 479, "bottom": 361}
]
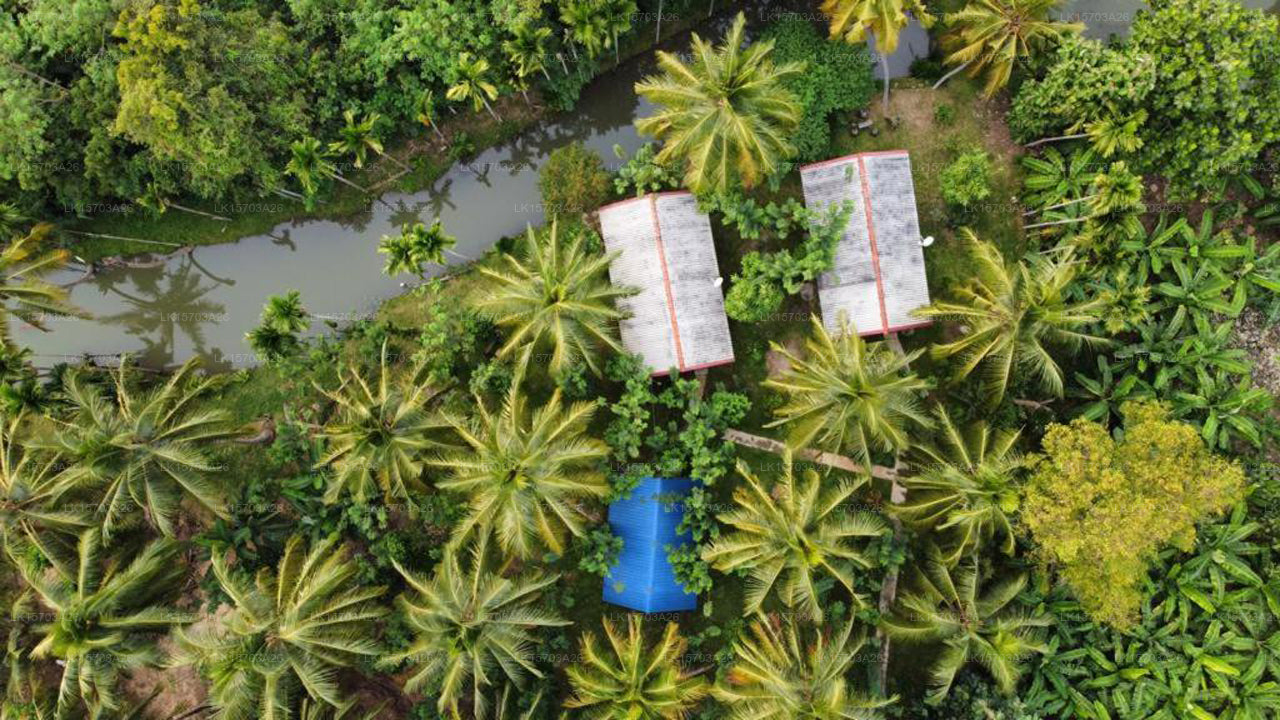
[
  {"left": 429, "top": 351, "right": 609, "bottom": 559},
  {"left": 881, "top": 547, "right": 1050, "bottom": 702},
  {"left": 703, "top": 453, "right": 889, "bottom": 621},
  {"left": 913, "top": 231, "right": 1108, "bottom": 403},
  {"left": 764, "top": 315, "right": 931, "bottom": 465},
  {"left": 16, "top": 531, "right": 190, "bottom": 718},
  {"left": 176, "top": 534, "right": 386, "bottom": 720},
  {"left": 635, "top": 13, "right": 803, "bottom": 196},
  {"left": 329, "top": 109, "right": 383, "bottom": 169},
  {"left": 714, "top": 616, "right": 891, "bottom": 720},
  {"left": 0, "top": 224, "right": 81, "bottom": 349},
  {"left": 315, "top": 342, "right": 443, "bottom": 504},
  {"left": 378, "top": 219, "right": 456, "bottom": 278},
  {"left": 0, "top": 413, "right": 91, "bottom": 577},
  {"left": 565, "top": 615, "right": 709, "bottom": 719},
  {"left": 476, "top": 221, "right": 630, "bottom": 378},
  {"left": 896, "top": 406, "right": 1031, "bottom": 564},
  {"left": 940, "top": 0, "right": 1083, "bottom": 95},
  {"left": 383, "top": 537, "right": 569, "bottom": 720},
  {"left": 822, "top": 0, "right": 934, "bottom": 53},
  {"left": 37, "top": 357, "right": 235, "bottom": 538}
]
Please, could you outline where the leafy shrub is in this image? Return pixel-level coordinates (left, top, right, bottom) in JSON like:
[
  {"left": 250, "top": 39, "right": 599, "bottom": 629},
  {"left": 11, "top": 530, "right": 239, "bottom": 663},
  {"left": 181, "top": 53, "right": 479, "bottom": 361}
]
[
  {"left": 722, "top": 201, "right": 851, "bottom": 323},
  {"left": 539, "top": 142, "right": 610, "bottom": 218},
  {"left": 933, "top": 103, "right": 955, "bottom": 127},
  {"left": 760, "top": 18, "right": 875, "bottom": 161},
  {"left": 576, "top": 526, "right": 624, "bottom": 577},
  {"left": 413, "top": 279, "right": 496, "bottom": 385},
  {"left": 940, "top": 149, "right": 992, "bottom": 209},
  {"left": 613, "top": 142, "right": 681, "bottom": 197}
]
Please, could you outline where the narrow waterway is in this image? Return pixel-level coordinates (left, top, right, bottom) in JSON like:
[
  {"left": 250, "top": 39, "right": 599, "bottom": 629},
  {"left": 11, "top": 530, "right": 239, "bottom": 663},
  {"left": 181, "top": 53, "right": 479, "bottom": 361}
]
[{"left": 20, "top": 55, "right": 659, "bottom": 372}]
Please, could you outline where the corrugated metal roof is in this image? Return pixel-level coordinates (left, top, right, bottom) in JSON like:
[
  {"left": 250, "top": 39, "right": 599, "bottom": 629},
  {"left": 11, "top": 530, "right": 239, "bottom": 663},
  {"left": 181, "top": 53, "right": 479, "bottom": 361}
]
[
  {"left": 602, "top": 476, "right": 698, "bottom": 614},
  {"left": 599, "top": 192, "right": 735, "bottom": 376},
  {"left": 799, "top": 151, "right": 932, "bottom": 337}
]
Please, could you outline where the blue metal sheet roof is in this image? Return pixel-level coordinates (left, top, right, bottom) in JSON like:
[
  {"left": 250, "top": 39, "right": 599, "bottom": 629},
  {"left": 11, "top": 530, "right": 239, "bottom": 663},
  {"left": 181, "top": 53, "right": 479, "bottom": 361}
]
[{"left": 602, "top": 476, "right": 699, "bottom": 613}]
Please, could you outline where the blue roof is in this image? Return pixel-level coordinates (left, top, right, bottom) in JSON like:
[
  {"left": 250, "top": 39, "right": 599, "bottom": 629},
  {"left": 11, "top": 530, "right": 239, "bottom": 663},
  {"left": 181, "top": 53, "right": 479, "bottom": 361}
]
[{"left": 603, "top": 476, "right": 699, "bottom": 613}]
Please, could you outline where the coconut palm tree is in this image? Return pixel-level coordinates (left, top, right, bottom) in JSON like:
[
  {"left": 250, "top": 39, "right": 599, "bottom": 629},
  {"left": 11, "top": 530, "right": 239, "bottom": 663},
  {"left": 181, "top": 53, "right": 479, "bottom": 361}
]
[
  {"left": 913, "top": 232, "right": 1108, "bottom": 403},
  {"left": 565, "top": 615, "right": 709, "bottom": 719},
  {"left": 0, "top": 223, "right": 81, "bottom": 350},
  {"left": 378, "top": 219, "right": 457, "bottom": 279},
  {"left": 895, "top": 406, "right": 1031, "bottom": 565},
  {"left": 764, "top": 315, "right": 931, "bottom": 466},
  {"left": 416, "top": 90, "right": 446, "bottom": 141},
  {"left": 0, "top": 413, "right": 91, "bottom": 578},
  {"left": 703, "top": 453, "right": 889, "bottom": 621},
  {"left": 881, "top": 547, "right": 1050, "bottom": 702},
  {"left": 504, "top": 23, "right": 553, "bottom": 86},
  {"left": 475, "top": 221, "right": 630, "bottom": 378},
  {"left": 635, "top": 13, "right": 803, "bottom": 196},
  {"left": 561, "top": 0, "right": 611, "bottom": 59},
  {"left": 175, "top": 534, "right": 386, "bottom": 720},
  {"left": 448, "top": 53, "right": 501, "bottom": 121},
  {"left": 429, "top": 349, "right": 609, "bottom": 559},
  {"left": 714, "top": 615, "right": 892, "bottom": 719},
  {"left": 314, "top": 342, "right": 444, "bottom": 504},
  {"left": 821, "top": 0, "right": 935, "bottom": 110},
  {"left": 330, "top": 109, "right": 408, "bottom": 172},
  {"left": 13, "top": 531, "right": 191, "bottom": 719},
  {"left": 36, "top": 357, "right": 235, "bottom": 538},
  {"left": 246, "top": 290, "right": 310, "bottom": 363},
  {"left": 383, "top": 536, "right": 569, "bottom": 720},
  {"left": 933, "top": 0, "right": 1083, "bottom": 95}
]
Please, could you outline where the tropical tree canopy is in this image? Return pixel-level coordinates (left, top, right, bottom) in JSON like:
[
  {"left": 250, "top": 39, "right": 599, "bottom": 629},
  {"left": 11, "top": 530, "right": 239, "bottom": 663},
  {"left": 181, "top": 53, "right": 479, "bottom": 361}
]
[
  {"left": 314, "top": 342, "right": 444, "bottom": 504},
  {"left": 1021, "top": 400, "right": 1246, "bottom": 628},
  {"left": 714, "top": 615, "right": 891, "bottom": 719},
  {"left": 913, "top": 231, "right": 1109, "bottom": 403},
  {"left": 820, "top": 0, "right": 935, "bottom": 53},
  {"left": 14, "top": 531, "right": 190, "bottom": 719},
  {"left": 429, "top": 351, "right": 609, "bottom": 559},
  {"left": 635, "top": 13, "right": 804, "bottom": 196},
  {"left": 36, "top": 358, "right": 235, "bottom": 538},
  {"left": 765, "top": 315, "right": 930, "bottom": 465},
  {"left": 383, "top": 536, "right": 569, "bottom": 720},
  {"left": 0, "top": 413, "right": 91, "bottom": 576},
  {"left": 703, "top": 453, "right": 889, "bottom": 620},
  {"left": 565, "top": 615, "right": 709, "bottom": 720},
  {"left": 882, "top": 547, "right": 1050, "bottom": 702},
  {"left": 475, "top": 221, "right": 630, "bottom": 378},
  {"left": 939, "top": 0, "right": 1083, "bottom": 95},
  {"left": 895, "top": 405, "right": 1031, "bottom": 564},
  {"left": 175, "top": 534, "right": 386, "bottom": 720}
]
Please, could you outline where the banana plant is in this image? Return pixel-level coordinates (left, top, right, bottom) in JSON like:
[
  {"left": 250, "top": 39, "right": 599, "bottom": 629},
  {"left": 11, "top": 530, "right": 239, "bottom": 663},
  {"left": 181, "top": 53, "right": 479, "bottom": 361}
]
[
  {"left": 1069, "top": 355, "right": 1150, "bottom": 424},
  {"left": 1115, "top": 312, "right": 1250, "bottom": 393},
  {"left": 1020, "top": 146, "right": 1098, "bottom": 211},
  {"left": 1153, "top": 258, "right": 1242, "bottom": 325},
  {"left": 1172, "top": 370, "right": 1272, "bottom": 449},
  {"left": 1116, "top": 213, "right": 1191, "bottom": 280}
]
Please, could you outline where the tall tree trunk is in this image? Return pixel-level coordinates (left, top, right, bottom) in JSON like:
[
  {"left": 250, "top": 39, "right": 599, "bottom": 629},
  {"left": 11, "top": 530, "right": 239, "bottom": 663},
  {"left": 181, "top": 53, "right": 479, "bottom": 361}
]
[
  {"left": 482, "top": 97, "right": 500, "bottom": 122},
  {"left": 655, "top": 0, "right": 663, "bottom": 43},
  {"left": 329, "top": 172, "right": 369, "bottom": 195},
  {"left": 1023, "top": 194, "right": 1095, "bottom": 216},
  {"left": 1025, "top": 132, "right": 1089, "bottom": 148},
  {"left": 379, "top": 150, "right": 411, "bottom": 172},
  {"left": 432, "top": 123, "right": 445, "bottom": 141},
  {"left": 708, "top": 0, "right": 715, "bottom": 17},
  {"left": 931, "top": 59, "right": 971, "bottom": 90},
  {"left": 1024, "top": 216, "right": 1091, "bottom": 230},
  {"left": 613, "top": 32, "right": 620, "bottom": 64},
  {"left": 166, "top": 202, "right": 232, "bottom": 222},
  {"left": 880, "top": 51, "right": 891, "bottom": 114},
  {"left": 557, "top": 52, "right": 569, "bottom": 74}
]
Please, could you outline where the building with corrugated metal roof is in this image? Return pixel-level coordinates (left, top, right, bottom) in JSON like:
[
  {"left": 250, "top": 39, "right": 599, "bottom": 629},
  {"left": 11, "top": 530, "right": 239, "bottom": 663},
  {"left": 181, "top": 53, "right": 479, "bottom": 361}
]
[
  {"left": 799, "top": 150, "right": 932, "bottom": 337},
  {"left": 598, "top": 192, "right": 734, "bottom": 376},
  {"left": 602, "top": 476, "right": 698, "bottom": 614}
]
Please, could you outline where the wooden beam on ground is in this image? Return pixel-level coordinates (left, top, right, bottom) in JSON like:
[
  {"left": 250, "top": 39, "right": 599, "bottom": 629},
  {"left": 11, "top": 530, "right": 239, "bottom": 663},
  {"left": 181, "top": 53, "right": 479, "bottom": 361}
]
[{"left": 721, "top": 429, "right": 897, "bottom": 480}]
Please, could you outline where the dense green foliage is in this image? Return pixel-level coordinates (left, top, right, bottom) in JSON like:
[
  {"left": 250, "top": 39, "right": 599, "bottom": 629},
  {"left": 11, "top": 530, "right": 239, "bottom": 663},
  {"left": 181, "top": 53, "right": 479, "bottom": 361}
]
[
  {"left": 538, "top": 142, "right": 611, "bottom": 218},
  {"left": 1022, "top": 401, "right": 1246, "bottom": 628},
  {"left": 760, "top": 18, "right": 875, "bottom": 162}
]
